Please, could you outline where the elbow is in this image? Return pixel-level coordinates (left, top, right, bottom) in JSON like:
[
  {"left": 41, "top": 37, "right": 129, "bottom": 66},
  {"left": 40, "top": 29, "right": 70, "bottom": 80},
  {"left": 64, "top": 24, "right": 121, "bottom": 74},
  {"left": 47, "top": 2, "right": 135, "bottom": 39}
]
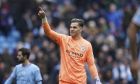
[
  {"left": 127, "top": 27, "right": 133, "bottom": 38},
  {"left": 127, "top": 24, "right": 132, "bottom": 37},
  {"left": 44, "top": 29, "right": 53, "bottom": 38},
  {"left": 42, "top": 23, "right": 52, "bottom": 36},
  {"left": 43, "top": 25, "right": 51, "bottom": 35},
  {"left": 44, "top": 29, "right": 51, "bottom": 35}
]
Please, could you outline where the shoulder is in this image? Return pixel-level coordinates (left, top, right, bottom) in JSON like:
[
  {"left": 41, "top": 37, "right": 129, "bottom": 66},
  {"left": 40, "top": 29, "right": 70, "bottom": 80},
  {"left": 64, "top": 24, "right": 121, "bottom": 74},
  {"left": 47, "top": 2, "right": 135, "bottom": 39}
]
[
  {"left": 82, "top": 38, "right": 91, "bottom": 46},
  {"left": 30, "top": 64, "right": 40, "bottom": 70},
  {"left": 60, "top": 34, "right": 70, "bottom": 41},
  {"left": 15, "top": 64, "right": 22, "bottom": 68},
  {"left": 61, "top": 34, "right": 69, "bottom": 39},
  {"left": 80, "top": 39, "right": 92, "bottom": 52},
  {"left": 12, "top": 64, "right": 22, "bottom": 71}
]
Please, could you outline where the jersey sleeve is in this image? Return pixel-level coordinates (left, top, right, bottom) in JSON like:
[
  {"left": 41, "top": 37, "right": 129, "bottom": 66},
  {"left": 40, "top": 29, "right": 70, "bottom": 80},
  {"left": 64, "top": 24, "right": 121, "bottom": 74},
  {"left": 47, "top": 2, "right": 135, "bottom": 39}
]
[
  {"left": 4, "top": 67, "right": 16, "bottom": 84},
  {"left": 34, "top": 68, "right": 42, "bottom": 83},
  {"left": 43, "top": 22, "right": 65, "bottom": 45},
  {"left": 85, "top": 43, "right": 95, "bottom": 66}
]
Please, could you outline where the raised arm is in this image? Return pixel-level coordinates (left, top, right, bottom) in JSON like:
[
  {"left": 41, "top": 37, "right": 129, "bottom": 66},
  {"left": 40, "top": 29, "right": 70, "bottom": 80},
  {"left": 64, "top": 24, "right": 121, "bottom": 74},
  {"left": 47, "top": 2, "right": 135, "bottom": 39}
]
[{"left": 38, "top": 7, "right": 62, "bottom": 43}]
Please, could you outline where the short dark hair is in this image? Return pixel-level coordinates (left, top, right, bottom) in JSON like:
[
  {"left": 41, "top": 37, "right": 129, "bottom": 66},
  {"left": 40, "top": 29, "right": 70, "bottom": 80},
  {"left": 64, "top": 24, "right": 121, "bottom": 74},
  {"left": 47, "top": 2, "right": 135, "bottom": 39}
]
[
  {"left": 71, "top": 18, "right": 84, "bottom": 27},
  {"left": 18, "top": 48, "right": 30, "bottom": 59}
]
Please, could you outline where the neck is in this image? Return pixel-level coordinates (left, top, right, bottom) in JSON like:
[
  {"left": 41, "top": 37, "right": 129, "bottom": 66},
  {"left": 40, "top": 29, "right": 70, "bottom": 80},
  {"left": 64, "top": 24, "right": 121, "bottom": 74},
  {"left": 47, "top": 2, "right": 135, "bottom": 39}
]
[
  {"left": 72, "top": 34, "right": 82, "bottom": 40},
  {"left": 22, "top": 60, "right": 30, "bottom": 66}
]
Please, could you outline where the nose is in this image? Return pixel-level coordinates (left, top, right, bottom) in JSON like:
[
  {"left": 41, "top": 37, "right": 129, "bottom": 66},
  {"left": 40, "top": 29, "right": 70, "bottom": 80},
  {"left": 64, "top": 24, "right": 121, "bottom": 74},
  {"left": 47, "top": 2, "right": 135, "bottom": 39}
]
[
  {"left": 70, "top": 27, "right": 74, "bottom": 31},
  {"left": 17, "top": 55, "right": 19, "bottom": 58}
]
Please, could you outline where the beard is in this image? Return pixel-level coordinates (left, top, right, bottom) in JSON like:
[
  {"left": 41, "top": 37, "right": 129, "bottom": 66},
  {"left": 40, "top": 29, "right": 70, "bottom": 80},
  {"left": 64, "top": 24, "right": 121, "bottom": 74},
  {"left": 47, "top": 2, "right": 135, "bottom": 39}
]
[{"left": 17, "top": 59, "right": 25, "bottom": 63}]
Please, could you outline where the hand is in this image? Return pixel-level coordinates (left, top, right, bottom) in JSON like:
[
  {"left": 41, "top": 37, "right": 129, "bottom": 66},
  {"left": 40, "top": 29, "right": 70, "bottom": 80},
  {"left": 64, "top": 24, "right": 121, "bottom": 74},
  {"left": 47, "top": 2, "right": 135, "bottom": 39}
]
[{"left": 38, "top": 7, "right": 46, "bottom": 19}]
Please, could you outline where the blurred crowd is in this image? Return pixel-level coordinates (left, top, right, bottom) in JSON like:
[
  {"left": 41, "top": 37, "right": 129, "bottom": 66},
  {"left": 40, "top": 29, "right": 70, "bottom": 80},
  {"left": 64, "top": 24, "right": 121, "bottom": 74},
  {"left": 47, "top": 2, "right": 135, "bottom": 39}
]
[{"left": 0, "top": 0, "right": 140, "bottom": 84}]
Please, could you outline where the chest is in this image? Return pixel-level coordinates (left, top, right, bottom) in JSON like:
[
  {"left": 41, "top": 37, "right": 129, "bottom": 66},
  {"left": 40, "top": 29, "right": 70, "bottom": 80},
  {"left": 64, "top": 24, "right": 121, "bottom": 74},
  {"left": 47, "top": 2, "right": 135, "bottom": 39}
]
[
  {"left": 16, "top": 67, "right": 34, "bottom": 80},
  {"left": 66, "top": 42, "right": 86, "bottom": 53},
  {"left": 64, "top": 39, "right": 88, "bottom": 60}
]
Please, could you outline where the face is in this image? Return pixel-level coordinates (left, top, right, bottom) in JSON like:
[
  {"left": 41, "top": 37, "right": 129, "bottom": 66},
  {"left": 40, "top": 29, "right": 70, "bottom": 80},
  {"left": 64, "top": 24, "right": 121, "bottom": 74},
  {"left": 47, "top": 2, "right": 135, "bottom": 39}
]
[
  {"left": 17, "top": 51, "right": 25, "bottom": 63},
  {"left": 70, "top": 22, "right": 82, "bottom": 37}
]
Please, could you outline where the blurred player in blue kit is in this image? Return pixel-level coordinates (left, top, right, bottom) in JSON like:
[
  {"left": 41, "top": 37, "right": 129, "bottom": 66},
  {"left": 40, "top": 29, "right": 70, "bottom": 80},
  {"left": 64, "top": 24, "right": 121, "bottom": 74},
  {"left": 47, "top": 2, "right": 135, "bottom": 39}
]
[{"left": 4, "top": 48, "right": 42, "bottom": 84}]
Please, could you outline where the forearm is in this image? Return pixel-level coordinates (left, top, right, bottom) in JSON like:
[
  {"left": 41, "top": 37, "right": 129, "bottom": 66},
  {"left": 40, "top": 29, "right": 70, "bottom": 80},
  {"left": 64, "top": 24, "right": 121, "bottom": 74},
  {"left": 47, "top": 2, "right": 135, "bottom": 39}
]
[
  {"left": 89, "top": 64, "right": 101, "bottom": 84},
  {"left": 130, "top": 37, "right": 137, "bottom": 60},
  {"left": 128, "top": 23, "right": 138, "bottom": 60},
  {"left": 39, "top": 7, "right": 61, "bottom": 43},
  {"left": 42, "top": 17, "right": 59, "bottom": 42},
  {"left": 42, "top": 17, "right": 52, "bottom": 35},
  {"left": 89, "top": 64, "right": 100, "bottom": 78}
]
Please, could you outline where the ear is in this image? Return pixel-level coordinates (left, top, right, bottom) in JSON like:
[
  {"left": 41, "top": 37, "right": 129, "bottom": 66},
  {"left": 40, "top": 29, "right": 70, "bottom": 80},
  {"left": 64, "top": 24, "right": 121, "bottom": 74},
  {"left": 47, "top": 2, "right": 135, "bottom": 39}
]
[
  {"left": 80, "top": 27, "right": 83, "bottom": 32},
  {"left": 80, "top": 29, "right": 82, "bottom": 32},
  {"left": 24, "top": 55, "right": 27, "bottom": 59}
]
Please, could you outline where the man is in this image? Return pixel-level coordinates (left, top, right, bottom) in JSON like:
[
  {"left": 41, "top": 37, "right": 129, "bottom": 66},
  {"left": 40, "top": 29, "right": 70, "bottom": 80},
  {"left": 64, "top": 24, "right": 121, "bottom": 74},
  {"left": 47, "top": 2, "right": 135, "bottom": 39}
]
[
  {"left": 128, "top": 6, "right": 140, "bottom": 82},
  {"left": 5, "top": 48, "right": 42, "bottom": 84},
  {"left": 38, "top": 7, "right": 101, "bottom": 84}
]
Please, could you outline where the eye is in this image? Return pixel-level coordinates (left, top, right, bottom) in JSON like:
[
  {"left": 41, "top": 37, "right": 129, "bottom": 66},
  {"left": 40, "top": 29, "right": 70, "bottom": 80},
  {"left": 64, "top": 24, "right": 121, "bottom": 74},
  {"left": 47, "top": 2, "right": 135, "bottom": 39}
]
[
  {"left": 70, "top": 26, "right": 77, "bottom": 29},
  {"left": 18, "top": 55, "right": 21, "bottom": 57},
  {"left": 71, "top": 26, "right": 77, "bottom": 29}
]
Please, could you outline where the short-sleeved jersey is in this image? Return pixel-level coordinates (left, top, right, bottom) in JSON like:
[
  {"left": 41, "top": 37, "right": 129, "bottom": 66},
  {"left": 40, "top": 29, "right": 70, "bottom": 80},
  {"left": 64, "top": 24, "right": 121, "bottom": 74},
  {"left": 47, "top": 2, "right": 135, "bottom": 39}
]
[{"left": 5, "top": 63, "right": 42, "bottom": 84}]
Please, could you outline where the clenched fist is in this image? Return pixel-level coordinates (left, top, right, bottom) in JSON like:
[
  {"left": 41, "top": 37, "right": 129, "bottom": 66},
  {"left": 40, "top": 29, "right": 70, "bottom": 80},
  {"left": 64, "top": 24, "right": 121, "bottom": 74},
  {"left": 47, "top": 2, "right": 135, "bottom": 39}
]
[{"left": 38, "top": 7, "right": 46, "bottom": 19}]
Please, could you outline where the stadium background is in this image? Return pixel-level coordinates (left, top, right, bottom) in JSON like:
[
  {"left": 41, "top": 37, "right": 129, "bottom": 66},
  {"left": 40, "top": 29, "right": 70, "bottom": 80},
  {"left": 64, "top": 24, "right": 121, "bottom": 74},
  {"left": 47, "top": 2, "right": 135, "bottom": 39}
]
[{"left": 0, "top": 0, "right": 140, "bottom": 84}]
